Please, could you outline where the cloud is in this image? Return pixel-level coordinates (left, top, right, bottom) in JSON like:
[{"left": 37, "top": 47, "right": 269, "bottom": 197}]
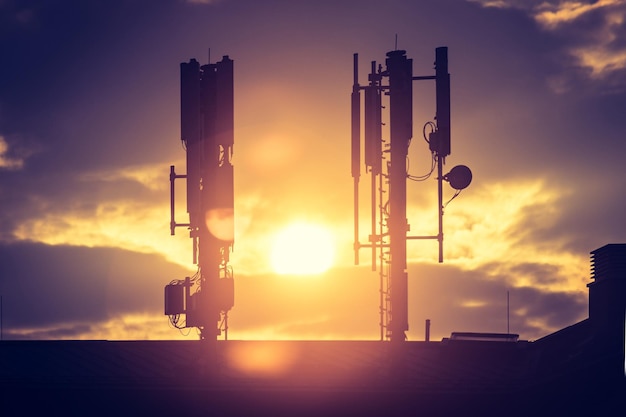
[
  {"left": 536, "top": 1, "right": 626, "bottom": 80},
  {"left": 468, "top": 0, "right": 626, "bottom": 88},
  {"left": 533, "top": 0, "right": 623, "bottom": 29},
  {"left": 5, "top": 313, "right": 188, "bottom": 341},
  {"left": 467, "top": 0, "right": 546, "bottom": 10},
  {"left": 570, "top": 38, "right": 626, "bottom": 80},
  {"left": 79, "top": 164, "right": 169, "bottom": 193},
  {"left": 0, "top": 226, "right": 593, "bottom": 342},
  {"left": 0, "top": 157, "right": 195, "bottom": 267},
  {"left": 405, "top": 262, "right": 589, "bottom": 341},
  {"left": 0, "top": 135, "right": 25, "bottom": 170},
  {"left": 0, "top": 241, "right": 193, "bottom": 339},
  {"left": 406, "top": 179, "right": 588, "bottom": 283}
]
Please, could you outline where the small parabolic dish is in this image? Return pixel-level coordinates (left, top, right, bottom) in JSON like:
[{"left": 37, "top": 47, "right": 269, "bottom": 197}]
[{"left": 444, "top": 165, "right": 472, "bottom": 190}]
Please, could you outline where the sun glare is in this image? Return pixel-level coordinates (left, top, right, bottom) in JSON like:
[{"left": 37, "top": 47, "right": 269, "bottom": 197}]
[{"left": 270, "top": 222, "right": 336, "bottom": 275}]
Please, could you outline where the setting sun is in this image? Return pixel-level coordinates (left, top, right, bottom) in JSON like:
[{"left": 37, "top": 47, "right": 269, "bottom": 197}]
[{"left": 270, "top": 222, "right": 336, "bottom": 275}]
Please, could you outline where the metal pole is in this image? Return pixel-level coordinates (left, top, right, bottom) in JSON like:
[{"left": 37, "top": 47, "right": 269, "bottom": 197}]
[
  {"left": 170, "top": 166, "right": 176, "bottom": 235},
  {"left": 352, "top": 53, "right": 361, "bottom": 265},
  {"left": 386, "top": 50, "right": 412, "bottom": 342},
  {"left": 371, "top": 171, "right": 377, "bottom": 271},
  {"left": 353, "top": 179, "right": 360, "bottom": 265},
  {"left": 438, "top": 155, "right": 444, "bottom": 263},
  {"left": 379, "top": 172, "right": 385, "bottom": 341}
]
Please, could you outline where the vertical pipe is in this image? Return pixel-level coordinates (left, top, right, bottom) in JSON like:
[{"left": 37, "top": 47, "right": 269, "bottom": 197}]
[
  {"left": 354, "top": 181, "right": 359, "bottom": 266},
  {"left": 371, "top": 172, "right": 377, "bottom": 271},
  {"left": 352, "top": 53, "right": 361, "bottom": 265},
  {"left": 378, "top": 174, "right": 388, "bottom": 340},
  {"left": 380, "top": 278, "right": 384, "bottom": 341},
  {"left": 438, "top": 155, "right": 444, "bottom": 263},
  {"left": 170, "top": 165, "right": 176, "bottom": 235},
  {"left": 366, "top": 60, "right": 379, "bottom": 272},
  {"left": 386, "top": 50, "right": 412, "bottom": 342},
  {"left": 425, "top": 319, "right": 431, "bottom": 342}
]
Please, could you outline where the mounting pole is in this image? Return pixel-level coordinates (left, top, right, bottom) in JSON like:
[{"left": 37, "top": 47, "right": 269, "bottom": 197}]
[
  {"left": 437, "top": 154, "right": 444, "bottom": 263},
  {"left": 351, "top": 46, "right": 467, "bottom": 342},
  {"left": 351, "top": 53, "right": 361, "bottom": 265},
  {"left": 386, "top": 50, "right": 412, "bottom": 343}
]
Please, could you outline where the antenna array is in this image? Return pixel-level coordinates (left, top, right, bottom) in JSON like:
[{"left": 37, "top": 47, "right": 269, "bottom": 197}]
[{"left": 351, "top": 47, "right": 472, "bottom": 342}]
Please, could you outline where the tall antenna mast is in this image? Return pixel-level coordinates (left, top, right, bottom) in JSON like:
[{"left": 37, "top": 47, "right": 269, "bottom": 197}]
[
  {"left": 166, "top": 54, "right": 236, "bottom": 342},
  {"left": 351, "top": 47, "right": 472, "bottom": 342}
]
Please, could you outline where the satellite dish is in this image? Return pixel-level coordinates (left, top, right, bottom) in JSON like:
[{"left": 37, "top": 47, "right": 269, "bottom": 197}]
[{"left": 444, "top": 165, "right": 472, "bottom": 190}]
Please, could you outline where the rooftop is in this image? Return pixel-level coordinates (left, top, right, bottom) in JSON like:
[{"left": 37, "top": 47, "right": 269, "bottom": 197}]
[{"left": 0, "top": 334, "right": 622, "bottom": 416}]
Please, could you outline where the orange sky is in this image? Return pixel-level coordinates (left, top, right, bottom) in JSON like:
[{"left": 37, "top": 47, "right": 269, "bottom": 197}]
[{"left": 1, "top": 0, "right": 626, "bottom": 342}]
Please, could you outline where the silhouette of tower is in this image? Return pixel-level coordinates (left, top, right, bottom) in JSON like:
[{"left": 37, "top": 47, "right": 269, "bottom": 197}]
[
  {"left": 166, "top": 55, "right": 235, "bottom": 341},
  {"left": 386, "top": 50, "right": 412, "bottom": 342},
  {"left": 351, "top": 47, "right": 471, "bottom": 342}
]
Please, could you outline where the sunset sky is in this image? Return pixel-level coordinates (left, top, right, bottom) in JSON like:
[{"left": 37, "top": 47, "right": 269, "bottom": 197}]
[{"left": 1, "top": 0, "right": 625, "bottom": 342}]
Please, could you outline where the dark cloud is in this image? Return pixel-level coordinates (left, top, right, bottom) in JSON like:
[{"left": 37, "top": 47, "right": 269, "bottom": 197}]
[
  {"left": 508, "top": 262, "right": 565, "bottom": 286},
  {"left": 0, "top": 169, "right": 164, "bottom": 241},
  {"left": 551, "top": 184, "right": 626, "bottom": 255},
  {"left": 406, "top": 263, "right": 588, "bottom": 341},
  {"left": 514, "top": 285, "right": 587, "bottom": 327},
  {"left": 4, "top": 323, "right": 96, "bottom": 341},
  {"left": 0, "top": 241, "right": 191, "bottom": 337},
  {"left": 508, "top": 175, "right": 626, "bottom": 255},
  {"left": 0, "top": 244, "right": 591, "bottom": 342}
]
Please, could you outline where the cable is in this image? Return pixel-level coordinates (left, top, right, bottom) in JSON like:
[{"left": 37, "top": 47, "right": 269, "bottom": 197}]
[
  {"left": 443, "top": 189, "right": 462, "bottom": 209},
  {"left": 423, "top": 121, "right": 436, "bottom": 144},
  {"left": 406, "top": 120, "right": 438, "bottom": 181},
  {"left": 407, "top": 152, "right": 436, "bottom": 181}
]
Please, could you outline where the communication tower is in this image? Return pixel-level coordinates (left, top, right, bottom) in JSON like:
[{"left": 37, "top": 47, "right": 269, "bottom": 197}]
[
  {"left": 351, "top": 47, "right": 472, "bottom": 342},
  {"left": 164, "top": 55, "right": 235, "bottom": 341}
]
